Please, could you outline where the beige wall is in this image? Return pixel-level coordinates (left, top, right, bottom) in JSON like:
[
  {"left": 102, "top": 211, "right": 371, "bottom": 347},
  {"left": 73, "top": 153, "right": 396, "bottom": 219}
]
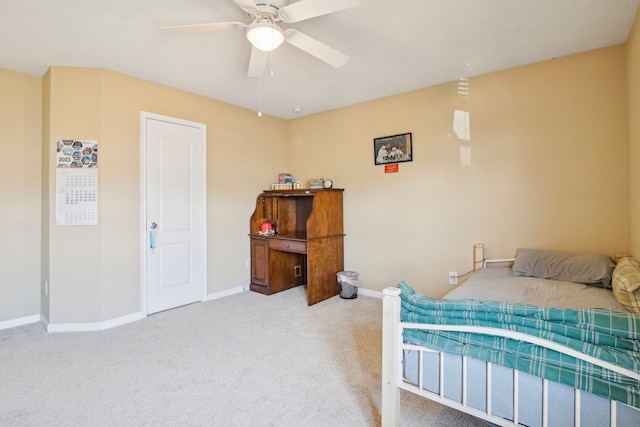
[
  {"left": 289, "top": 45, "right": 630, "bottom": 298},
  {"left": 41, "top": 67, "right": 287, "bottom": 324},
  {"left": 0, "top": 68, "right": 42, "bottom": 321},
  {"left": 40, "top": 70, "right": 51, "bottom": 321},
  {"left": 0, "top": 23, "right": 637, "bottom": 324},
  {"left": 629, "top": 8, "right": 640, "bottom": 257},
  {"left": 44, "top": 68, "right": 103, "bottom": 323}
]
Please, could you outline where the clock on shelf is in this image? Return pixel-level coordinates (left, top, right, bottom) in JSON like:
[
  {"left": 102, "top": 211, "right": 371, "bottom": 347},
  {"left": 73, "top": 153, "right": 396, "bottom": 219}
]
[{"left": 309, "top": 178, "right": 334, "bottom": 189}]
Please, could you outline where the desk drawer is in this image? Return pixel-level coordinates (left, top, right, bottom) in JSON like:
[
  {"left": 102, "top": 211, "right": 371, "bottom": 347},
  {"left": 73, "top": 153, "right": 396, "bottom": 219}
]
[{"left": 269, "top": 239, "right": 306, "bottom": 253}]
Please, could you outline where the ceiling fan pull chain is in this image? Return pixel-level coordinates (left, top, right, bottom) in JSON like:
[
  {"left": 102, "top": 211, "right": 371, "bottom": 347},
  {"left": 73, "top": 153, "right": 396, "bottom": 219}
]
[{"left": 257, "top": 70, "right": 263, "bottom": 117}]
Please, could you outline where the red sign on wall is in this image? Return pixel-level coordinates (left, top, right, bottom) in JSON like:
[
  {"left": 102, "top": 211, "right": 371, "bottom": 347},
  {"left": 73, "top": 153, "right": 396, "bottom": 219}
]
[{"left": 384, "top": 163, "right": 399, "bottom": 173}]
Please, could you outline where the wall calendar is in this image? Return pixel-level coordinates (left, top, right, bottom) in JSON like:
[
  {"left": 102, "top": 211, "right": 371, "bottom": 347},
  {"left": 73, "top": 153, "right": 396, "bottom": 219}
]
[{"left": 55, "top": 139, "right": 98, "bottom": 226}]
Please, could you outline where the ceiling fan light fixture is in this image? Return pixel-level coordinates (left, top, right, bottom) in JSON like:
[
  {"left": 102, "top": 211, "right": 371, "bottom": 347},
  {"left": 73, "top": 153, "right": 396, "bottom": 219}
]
[{"left": 246, "top": 21, "right": 284, "bottom": 52}]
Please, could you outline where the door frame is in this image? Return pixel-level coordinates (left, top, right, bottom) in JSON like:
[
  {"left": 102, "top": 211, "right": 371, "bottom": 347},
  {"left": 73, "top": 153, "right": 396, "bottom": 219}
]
[{"left": 139, "top": 111, "right": 207, "bottom": 316}]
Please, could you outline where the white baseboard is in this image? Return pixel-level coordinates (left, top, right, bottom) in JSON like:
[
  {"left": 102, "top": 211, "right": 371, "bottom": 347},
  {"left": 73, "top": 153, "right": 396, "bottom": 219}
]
[
  {"left": 357, "top": 288, "right": 383, "bottom": 299},
  {"left": 44, "top": 287, "right": 247, "bottom": 332},
  {"left": 46, "top": 311, "right": 145, "bottom": 333},
  {"left": 0, "top": 314, "right": 41, "bottom": 331},
  {"left": 205, "top": 285, "right": 247, "bottom": 301},
  {"left": 215, "top": 285, "right": 383, "bottom": 300},
  {"left": 2, "top": 285, "right": 376, "bottom": 333},
  {"left": 3, "top": 288, "right": 247, "bottom": 333}
]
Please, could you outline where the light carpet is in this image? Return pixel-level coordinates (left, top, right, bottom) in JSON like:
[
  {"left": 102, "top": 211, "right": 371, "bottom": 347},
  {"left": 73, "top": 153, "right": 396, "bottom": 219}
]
[{"left": 0, "top": 287, "right": 487, "bottom": 426}]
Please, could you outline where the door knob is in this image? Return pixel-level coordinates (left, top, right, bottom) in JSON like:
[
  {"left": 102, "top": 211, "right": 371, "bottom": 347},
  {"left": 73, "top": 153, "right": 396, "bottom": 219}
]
[{"left": 150, "top": 222, "right": 158, "bottom": 229}]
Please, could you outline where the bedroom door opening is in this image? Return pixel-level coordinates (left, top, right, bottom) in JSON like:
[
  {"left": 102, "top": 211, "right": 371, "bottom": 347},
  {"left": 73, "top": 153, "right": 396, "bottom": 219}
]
[{"left": 141, "top": 112, "right": 207, "bottom": 315}]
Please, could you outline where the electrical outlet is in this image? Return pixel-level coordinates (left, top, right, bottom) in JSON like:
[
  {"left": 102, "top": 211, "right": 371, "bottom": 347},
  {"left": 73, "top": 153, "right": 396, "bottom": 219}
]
[
  {"left": 44, "top": 280, "right": 48, "bottom": 296},
  {"left": 448, "top": 272, "right": 458, "bottom": 285},
  {"left": 245, "top": 258, "right": 250, "bottom": 269}
]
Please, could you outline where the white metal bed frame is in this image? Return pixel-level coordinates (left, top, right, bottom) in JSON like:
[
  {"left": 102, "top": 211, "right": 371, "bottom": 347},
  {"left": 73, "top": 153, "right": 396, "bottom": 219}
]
[{"left": 381, "top": 244, "right": 640, "bottom": 427}]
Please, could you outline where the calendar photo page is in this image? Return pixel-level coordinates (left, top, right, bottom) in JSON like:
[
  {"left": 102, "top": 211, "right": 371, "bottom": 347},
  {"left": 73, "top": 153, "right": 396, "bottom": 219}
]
[{"left": 55, "top": 140, "right": 98, "bottom": 226}]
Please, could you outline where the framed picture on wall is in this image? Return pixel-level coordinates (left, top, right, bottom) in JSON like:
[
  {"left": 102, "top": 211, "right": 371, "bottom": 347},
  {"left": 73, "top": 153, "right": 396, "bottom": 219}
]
[{"left": 374, "top": 132, "right": 413, "bottom": 165}]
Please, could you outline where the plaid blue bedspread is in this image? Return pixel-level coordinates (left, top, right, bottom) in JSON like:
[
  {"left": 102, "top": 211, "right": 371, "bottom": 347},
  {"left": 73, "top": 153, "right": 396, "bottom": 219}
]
[{"left": 398, "top": 281, "right": 640, "bottom": 409}]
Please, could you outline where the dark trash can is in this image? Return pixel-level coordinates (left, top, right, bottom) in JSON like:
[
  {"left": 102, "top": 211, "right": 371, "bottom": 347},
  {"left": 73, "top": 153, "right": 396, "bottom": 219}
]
[{"left": 337, "top": 271, "right": 359, "bottom": 299}]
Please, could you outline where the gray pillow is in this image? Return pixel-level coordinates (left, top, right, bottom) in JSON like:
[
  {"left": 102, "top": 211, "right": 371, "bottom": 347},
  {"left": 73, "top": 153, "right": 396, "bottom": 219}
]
[{"left": 512, "top": 248, "right": 615, "bottom": 288}]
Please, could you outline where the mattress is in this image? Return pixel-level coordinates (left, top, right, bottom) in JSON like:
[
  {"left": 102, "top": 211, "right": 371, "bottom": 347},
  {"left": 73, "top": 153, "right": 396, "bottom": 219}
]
[{"left": 442, "top": 267, "right": 627, "bottom": 311}]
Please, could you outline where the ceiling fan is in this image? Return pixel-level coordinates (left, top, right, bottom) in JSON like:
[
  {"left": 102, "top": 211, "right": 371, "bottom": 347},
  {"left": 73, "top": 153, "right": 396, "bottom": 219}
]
[{"left": 159, "top": 0, "right": 360, "bottom": 77}]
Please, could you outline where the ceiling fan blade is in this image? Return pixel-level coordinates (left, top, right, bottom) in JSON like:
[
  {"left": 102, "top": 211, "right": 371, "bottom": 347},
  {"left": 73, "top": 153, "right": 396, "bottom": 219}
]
[
  {"left": 278, "top": 0, "right": 360, "bottom": 23},
  {"left": 248, "top": 46, "right": 269, "bottom": 77},
  {"left": 233, "top": 0, "right": 258, "bottom": 14},
  {"left": 283, "top": 29, "right": 348, "bottom": 68},
  {"left": 159, "top": 22, "right": 246, "bottom": 34}
]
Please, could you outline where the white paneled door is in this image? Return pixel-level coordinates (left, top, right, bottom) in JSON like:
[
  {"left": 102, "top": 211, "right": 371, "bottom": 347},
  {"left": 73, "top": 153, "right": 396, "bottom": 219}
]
[{"left": 142, "top": 113, "right": 206, "bottom": 314}]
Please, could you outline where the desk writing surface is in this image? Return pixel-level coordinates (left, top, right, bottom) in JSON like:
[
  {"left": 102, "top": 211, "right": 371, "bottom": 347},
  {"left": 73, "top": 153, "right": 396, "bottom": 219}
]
[{"left": 272, "top": 232, "right": 307, "bottom": 241}]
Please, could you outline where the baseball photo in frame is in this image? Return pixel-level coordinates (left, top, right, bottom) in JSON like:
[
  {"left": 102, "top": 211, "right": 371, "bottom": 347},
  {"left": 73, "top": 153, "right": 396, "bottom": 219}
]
[{"left": 374, "top": 132, "right": 412, "bottom": 165}]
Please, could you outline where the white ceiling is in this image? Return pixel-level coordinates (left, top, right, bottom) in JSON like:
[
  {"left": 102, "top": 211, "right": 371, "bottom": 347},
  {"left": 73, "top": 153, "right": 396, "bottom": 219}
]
[{"left": 1, "top": 0, "right": 639, "bottom": 120}]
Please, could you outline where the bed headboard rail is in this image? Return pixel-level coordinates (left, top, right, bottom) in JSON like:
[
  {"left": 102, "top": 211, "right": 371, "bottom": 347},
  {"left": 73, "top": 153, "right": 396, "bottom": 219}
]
[
  {"left": 474, "top": 244, "right": 629, "bottom": 271},
  {"left": 473, "top": 243, "right": 484, "bottom": 272},
  {"left": 474, "top": 243, "right": 516, "bottom": 270}
]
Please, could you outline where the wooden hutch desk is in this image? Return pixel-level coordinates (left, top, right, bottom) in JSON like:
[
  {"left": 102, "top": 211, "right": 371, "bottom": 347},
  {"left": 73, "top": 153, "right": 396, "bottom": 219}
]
[{"left": 249, "top": 188, "right": 344, "bottom": 306}]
